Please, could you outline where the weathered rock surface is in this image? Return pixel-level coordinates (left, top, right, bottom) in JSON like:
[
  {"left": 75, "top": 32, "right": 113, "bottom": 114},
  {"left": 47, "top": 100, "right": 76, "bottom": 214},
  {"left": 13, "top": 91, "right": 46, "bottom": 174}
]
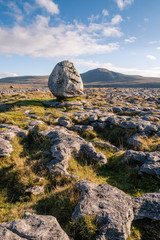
[
  {"left": 70, "top": 124, "right": 94, "bottom": 133},
  {"left": 0, "top": 137, "right": 13, "bottom": 156},
  {"left": 133, "top": 190, "right": 160, "bottom": 220},
  {"left": 0, "top": 124, "right": 28, "bottom": 140},
  {"left": 58, "top": 116, "right": 72, "bottom": 128},
  {"left": 0, "top": 212, "right": 70, "bottom": 240},
  {"left": 25, "top": 186, "right": 44, "bottom": 195},
  {"left": 27, "top": 120, "right": 45, "bottom": 132},
  {"left": 123, "top": 150, "right": 160, "bottom": 177},
  {"left": 72, "top": 180, "right": 134, "bottom": 240},
  {"left": 0, "top": 124, "right": 28, "bottom": 157},
  {"left": 40, "top": 126, "right": 107, "bottom": 176},
  {"left": 48, "top": 60, "right": 84, "bottom": 98}
]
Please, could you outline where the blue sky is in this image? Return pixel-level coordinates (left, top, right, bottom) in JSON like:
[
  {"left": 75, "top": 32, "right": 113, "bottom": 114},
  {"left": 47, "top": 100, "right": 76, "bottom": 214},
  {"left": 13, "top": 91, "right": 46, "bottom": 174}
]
[{"left": 0, "top": 0, "right": 160, "bottom": 78}]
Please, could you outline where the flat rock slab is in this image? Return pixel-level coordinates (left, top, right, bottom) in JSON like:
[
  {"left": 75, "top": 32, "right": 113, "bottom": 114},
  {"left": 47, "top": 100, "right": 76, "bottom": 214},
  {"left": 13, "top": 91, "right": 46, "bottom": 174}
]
[
  {"left": 43, "top": 99, "right": 83, "bottom": 108},
  {"left": 123, "top": 150, "right": 160, "bottom": 177},
  {"left": 40, "top": 126, "right": 107, "bottom": 177},
  {"left": 0, "top": 212, "right": 70, "bottom": 240},
  {"left": 72, "top": 180, "right": 134, "bottom": 240},
  {"left": 133, "top": 190, "right": 160, "bottom": 220}
]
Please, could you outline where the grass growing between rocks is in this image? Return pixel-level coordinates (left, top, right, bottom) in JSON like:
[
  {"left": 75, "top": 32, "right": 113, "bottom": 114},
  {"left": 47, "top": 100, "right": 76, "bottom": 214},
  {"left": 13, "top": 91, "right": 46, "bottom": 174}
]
[
  {"left": 0, "top": 134, "right": 81, "bottom": 237},
  {"left": 95, "top": 126, "right": 137, "bottom": 149},
  {"left": 0, "top": 90, "right": 160, "bottom": 239},
  {"left": 68, "top": 151, "right": 160, "bottom": 197},
  {"left": 138, "top": 136, "right": 160, "bottom": 151},
  {"left": 68, "top": 150, "right": 160, "bottom": 240}
]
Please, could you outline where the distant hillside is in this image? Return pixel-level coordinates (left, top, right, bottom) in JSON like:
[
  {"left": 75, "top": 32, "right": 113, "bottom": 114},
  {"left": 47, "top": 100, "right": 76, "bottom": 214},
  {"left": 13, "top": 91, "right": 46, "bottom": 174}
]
[
  {"left": 81, "top": 68, "right": 160, "bottom": 88},
  {"left": 0, "top": 68, "right": 160, "bottom": 88},
  {"left": 0, "top": 75, "right": 48, "bottom": 86}
]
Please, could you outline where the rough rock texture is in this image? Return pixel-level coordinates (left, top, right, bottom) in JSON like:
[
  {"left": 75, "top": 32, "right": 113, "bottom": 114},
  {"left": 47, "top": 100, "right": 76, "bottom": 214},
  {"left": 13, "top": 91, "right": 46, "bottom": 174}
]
[
  {"left": 70, "top": 124, "right": 94, "bottom": 133},
  {"left": 27, "top": 120, "right": 45, "bottom": 132},
  {"left": 133, "top": 190, "right": 160, "bottom": 220},
  {"left": 0, "top": 212, "right": 70, "bottom": 240},
  {"left": 0, "top": 124, "right": 28, "bottom": 140},
  {"left": 48, "top": 60, "right": 84, "bottom": 98},
  {"left": 123, "top": 150, "right": 160, "bottom": 177},
  {"left": 58, "top": 116, "right": 72, "bottom": 128},
  {"left": 25, "top": 186, "right": 44, "bottom": 195},
  {"left": 40, "top": 126, "right": 107, "bottom": 176},
  {"left": 72, "top": 180, "right": 134, "bottom": 240},
  {"left": 0, "top": 137, "right": 13, "bottom": 156},
  {"left": 0, "top": 124, "right": 28, "bottom": 157}
]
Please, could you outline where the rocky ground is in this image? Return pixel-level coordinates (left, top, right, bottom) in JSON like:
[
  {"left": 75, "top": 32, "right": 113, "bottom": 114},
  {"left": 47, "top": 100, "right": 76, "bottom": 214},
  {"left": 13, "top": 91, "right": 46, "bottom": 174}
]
[{"left": 0, "top": 87, "right": 160, "bottom": 240}]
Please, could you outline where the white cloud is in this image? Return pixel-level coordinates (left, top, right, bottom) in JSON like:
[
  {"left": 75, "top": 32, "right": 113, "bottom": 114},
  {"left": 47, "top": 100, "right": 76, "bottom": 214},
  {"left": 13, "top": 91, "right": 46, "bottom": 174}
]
[
  {"left": 88, "top": 14, "right": 100, "bottom": 22},
  {"left": 103, "top": 27, "right": 123, "bottom": 37},
  {"left": 102, "top": 9, "right": 109, "bottom": 16},
  {"left": 0, "top": 16, "right": 121, "bottom": 58},
  {"left": 114, "top": 0, "right": 134, "bottom": 10},
  {"left": 156, "top": 47, "right": 160, "bottom": 50},
  {"left": 75, "top": 59, "right": 160, "bottom": 77},
  {"left": 7, "top": 1, "right": 23, "bottom": 22},
  {"left": 35, "top": 0, "right": 59, "bottom": 14},
  {"left": 125, "top": 36, "right": 136, "bottom": 43},
  {"left": 146, "top": 55, "right": 156, "bottom": 60},
  {"left": 0, "top": 72, "right": 19, "bottom": 79},
  {"left": 111, "top": 15, "right": 123, "bottom": 25}
]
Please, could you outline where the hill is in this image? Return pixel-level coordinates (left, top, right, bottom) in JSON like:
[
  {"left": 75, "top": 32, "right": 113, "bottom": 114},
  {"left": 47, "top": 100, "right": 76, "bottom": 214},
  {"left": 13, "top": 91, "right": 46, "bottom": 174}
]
[
  {"left": 81, "top": 68, "right": 160, "bottom": 88},
  {"left": 0, "top": 75, "right": 48, "bottom": 87},
  {"left": 0, "top": 68, "right": 160, "bottom": 88}
]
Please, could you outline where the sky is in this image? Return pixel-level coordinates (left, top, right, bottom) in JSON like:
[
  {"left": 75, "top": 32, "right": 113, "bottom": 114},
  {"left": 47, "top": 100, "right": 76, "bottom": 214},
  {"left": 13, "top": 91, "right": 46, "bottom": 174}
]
[{"left": 0, "top": 0, "right": 160, "bottom": 78}]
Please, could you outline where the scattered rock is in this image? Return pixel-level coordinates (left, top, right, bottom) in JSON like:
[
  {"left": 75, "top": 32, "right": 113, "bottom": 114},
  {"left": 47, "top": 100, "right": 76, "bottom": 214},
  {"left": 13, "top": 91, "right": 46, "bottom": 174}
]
[
  {"left": 133, "top": 190, "right": 160, "bottom": 220},
  {"left": 25, "top": 186, "right": 44, "bottom": 195},
  {"left": 0, "top": 124, "right": 28, "bottom": 140},
  {"left": 27, "top": 120, "right": 45, "bottom": 132},
  {"left": 123, "top": 150, "right": 160, "bottom": 177},
  {"left": 40, "top": 126, "right": 107, "bottom": 176},
  {"left": 48, "top": 60, "right": 84, "bottom": 98},
  {"left": 0, "top": 137, "right": 13, "bottom": 157},
  {"left": 0, "top": 212, "right": 70, "bottom": 240},
  {"left": 58, "top": 116, "right": 72, "bottom": 128},
  {"left": 70, "top": 124, "right": 94, "bottom": 133},
  {"left": 72, "top": 180, "right": 134, "bottom": 240}
]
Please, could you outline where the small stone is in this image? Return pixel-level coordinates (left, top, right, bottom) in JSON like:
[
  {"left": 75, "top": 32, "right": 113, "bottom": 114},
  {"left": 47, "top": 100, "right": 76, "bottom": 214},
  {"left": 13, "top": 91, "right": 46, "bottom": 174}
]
[{"left": 25, "top": 186, "right": 44, "bottom": 195}]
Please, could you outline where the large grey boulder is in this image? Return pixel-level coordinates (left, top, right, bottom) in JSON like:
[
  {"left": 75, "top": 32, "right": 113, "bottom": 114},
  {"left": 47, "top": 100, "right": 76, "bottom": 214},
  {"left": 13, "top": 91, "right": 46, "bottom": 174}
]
[
  {"left": 40, "top": 126, "right": 107, "bottom": 177},
  {"left": 133, "top": 190, "right": 160, "bottom": 220},
  {"left": 72, "top": 180, "right": 134, "bottom": 240},
  {"left": 0, "top": 212, "right": 70, "bottom": 240},
  {"left": 48, "top": 60, "right": 84, "bottom": 98}
]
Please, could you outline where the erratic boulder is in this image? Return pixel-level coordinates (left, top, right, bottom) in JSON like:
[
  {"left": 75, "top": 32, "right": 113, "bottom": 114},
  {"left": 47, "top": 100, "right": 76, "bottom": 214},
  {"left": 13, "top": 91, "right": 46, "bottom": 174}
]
[
  {"left": 72, "top": 180, "right": 134, "bottom": 240},
  {"left": 48, "top": 60, "right": 84, "bottom": 98},
  {"left": 0, "top": 212, "right": 70, "bottom": 240}
]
